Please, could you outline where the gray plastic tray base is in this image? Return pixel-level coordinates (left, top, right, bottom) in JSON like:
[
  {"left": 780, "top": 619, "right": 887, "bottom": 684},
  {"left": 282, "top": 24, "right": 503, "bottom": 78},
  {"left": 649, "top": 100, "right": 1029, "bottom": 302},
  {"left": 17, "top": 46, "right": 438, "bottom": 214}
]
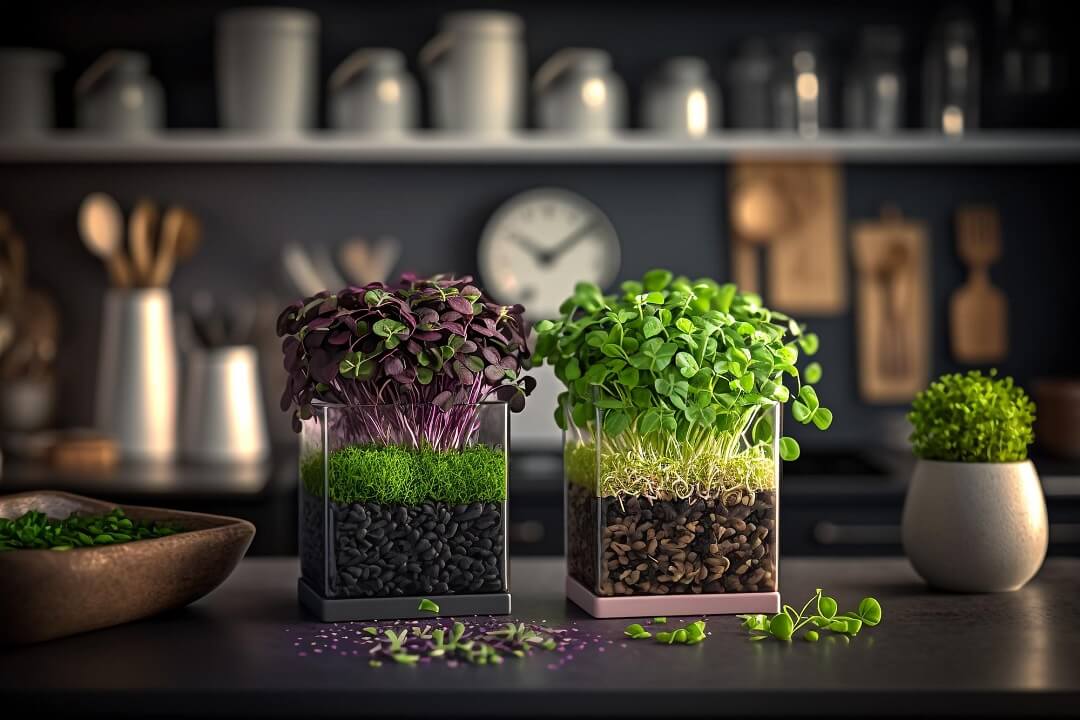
[{"left": 298, "top": 578, "right": 511, "bottom": 622}]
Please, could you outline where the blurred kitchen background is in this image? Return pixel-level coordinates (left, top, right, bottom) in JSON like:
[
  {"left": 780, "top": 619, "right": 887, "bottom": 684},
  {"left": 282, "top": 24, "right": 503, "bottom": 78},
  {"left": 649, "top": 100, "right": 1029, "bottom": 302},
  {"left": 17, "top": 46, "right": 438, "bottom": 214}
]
[{"left": 1, "top": 0, "right": 1079, "bottom": 557}]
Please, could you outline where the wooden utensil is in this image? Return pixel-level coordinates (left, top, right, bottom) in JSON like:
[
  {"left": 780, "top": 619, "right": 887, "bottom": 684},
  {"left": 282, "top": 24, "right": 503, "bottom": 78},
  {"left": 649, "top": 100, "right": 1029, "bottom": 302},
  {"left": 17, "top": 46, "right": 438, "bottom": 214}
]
[
  {"left": 729, "top": 162, "right": 845, "bottom": 313},
  {"left": 173, "top": 207, "right": 202, "bottom": 263},
  {"left": 282, "top": 243, "right": 329, "bottom": 297},
  {"left": 128, "top": 198, "right": 158, "bottom": 286},
  {"left": 852, "top": 207, "right": 929, "bottom": 403},
  {"left": 951, "top": 206, "right": 1008, "bottom": 363},
  {"left": 149, "top": 206, "right": 182, "bottom": 287},
  {"left": 78, "top": 193, "right": 132, "bottom": 288},
  {"left": 340, "top": 236, "right": 403, "bottom": 286}
]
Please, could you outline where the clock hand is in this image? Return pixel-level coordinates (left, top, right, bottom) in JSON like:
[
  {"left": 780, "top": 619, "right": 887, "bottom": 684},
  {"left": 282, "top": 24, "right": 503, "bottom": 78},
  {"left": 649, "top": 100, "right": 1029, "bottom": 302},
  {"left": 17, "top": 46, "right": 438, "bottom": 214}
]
[
  {"left": 539, "top": 218, "right": 601, "bottom": 266},
  {"left": 507, "top": 232, "right": 548, "bottom": 261}
]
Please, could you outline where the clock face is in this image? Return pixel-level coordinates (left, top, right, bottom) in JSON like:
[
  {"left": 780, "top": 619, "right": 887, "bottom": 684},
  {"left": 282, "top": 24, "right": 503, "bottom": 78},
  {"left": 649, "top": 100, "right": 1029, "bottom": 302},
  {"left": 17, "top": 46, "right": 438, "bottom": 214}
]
[{"left": 478, "top": 188, "right": 621, "bottom": 319}]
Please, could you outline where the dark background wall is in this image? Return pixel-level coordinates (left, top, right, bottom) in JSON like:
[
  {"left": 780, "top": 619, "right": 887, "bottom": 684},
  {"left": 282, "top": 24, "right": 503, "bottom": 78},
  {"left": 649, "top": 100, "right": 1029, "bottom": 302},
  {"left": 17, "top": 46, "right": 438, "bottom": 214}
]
[{"left": 2, "top": 0, "right": 1078, "bottom": 450}]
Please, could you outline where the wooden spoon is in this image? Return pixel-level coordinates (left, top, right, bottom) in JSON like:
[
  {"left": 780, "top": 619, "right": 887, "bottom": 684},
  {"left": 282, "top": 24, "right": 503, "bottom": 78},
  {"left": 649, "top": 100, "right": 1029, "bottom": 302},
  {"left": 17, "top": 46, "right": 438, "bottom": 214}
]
[
  {"left": 78, "top": 193, "right": 132, "bottom": 288},
  {"left": 150, "top": 206, "right": 198, "bottom": 287},
  {"left": 173, "top": 208, "right": 202, "bottom": 263},
  {"left": 128, "top": 199, "right": 158, "bottom": 287}
]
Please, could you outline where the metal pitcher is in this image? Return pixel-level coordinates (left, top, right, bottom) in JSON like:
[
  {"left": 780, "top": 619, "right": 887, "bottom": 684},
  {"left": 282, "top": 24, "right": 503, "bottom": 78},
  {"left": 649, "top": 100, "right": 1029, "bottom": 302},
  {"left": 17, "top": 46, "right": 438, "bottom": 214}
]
[
  {"left": 181, "top": 345, "right": 269, "bottom": 463},
  {"left": 95, "top": 289, "right": 178, "bottom": 460},
  {"left": 534, "top": 48, "right": 626, "bottom": 136},
  {"left": 419, "top": 11, "right": 525, "bottom": 134},
  {"left": 329, "top": 48, "right": 419, "bottom": 134},
  {"left": 75, "top": 50, "right": 164, "bottom": 135}
]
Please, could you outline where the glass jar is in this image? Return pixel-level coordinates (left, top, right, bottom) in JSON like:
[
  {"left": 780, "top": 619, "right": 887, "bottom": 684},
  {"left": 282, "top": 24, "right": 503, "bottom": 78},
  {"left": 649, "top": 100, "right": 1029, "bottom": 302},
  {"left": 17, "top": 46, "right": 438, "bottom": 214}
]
[
  {"left": 564, "top": 400, "right": 781, "bottom": 617},
  {"left": 298, "top": 401, "right": 510, "bottom": 621}
]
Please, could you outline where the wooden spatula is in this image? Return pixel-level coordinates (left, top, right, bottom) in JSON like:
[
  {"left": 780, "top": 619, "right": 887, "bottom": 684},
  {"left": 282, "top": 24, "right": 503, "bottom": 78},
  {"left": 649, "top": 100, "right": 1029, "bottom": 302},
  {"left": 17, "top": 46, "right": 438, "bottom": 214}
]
[{"left": 950, "top": 206, "right": 1008, "bottom": 364}]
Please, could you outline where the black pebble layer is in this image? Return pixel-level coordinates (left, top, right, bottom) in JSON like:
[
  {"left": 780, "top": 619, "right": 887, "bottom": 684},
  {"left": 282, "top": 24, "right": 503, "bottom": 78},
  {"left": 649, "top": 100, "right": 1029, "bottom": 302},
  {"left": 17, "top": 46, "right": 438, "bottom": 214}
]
[{"left": 301, "top": 492, "right": 506, "bottom": 598}]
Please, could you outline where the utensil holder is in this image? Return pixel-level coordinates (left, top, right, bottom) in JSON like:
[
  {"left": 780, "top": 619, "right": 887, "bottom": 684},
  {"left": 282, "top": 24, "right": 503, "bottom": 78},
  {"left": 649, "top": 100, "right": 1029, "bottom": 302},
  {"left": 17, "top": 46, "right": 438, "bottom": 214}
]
[
  {"left": 95, "top": 289, "right": 178, "bottom": 460},
  {"left": 181, "top": 345, "right": 269, "bottom": 463}
]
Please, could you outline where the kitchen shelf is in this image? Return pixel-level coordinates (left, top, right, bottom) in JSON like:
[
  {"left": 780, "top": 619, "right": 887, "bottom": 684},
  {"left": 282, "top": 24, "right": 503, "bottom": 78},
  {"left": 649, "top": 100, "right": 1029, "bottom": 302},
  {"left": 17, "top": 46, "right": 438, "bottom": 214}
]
[{"left": 2, "top": 131, "right": 1080, "bottom": 164}]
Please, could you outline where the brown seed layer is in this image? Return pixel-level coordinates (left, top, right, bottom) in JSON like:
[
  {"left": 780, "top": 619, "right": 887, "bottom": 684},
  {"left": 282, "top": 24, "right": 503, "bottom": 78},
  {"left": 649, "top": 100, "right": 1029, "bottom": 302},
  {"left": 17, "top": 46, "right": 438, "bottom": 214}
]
[{"left": 567, "top": 484, "right": 776, "bottom": 595}]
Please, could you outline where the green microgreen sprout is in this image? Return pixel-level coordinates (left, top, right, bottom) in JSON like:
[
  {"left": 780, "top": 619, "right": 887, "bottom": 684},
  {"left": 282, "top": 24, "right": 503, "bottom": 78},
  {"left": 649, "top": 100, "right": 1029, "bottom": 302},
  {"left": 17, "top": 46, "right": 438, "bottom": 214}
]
[
  {"left": 738, "top": 589, "right": 883, "bottom": 642},
  {"left": 365, "top": 619, "right": 565, "bottom": 667},
  {"left": 639, "top": 618, "right": 707, "bottom": 646},
  {"left": 417, "top": 598, "right": 440, "bottom": 614},
  {"left": 908, "top": 369, "right": 1035, "bottom": 463},
  {"left": 534, "top": 270, "right": 832, "bottom": 501},
  {"left": 0, "top": 508, "right": 181, "bottom": 552}
]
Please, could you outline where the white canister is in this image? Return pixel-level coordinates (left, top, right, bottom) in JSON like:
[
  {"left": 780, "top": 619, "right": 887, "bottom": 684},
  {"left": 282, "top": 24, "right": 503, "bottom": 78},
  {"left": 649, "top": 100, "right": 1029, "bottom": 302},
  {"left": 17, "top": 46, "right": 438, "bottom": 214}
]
[
  {"left": 642, "top": 57, "right": 720, "bottom": 138},
  {"left": 328, "top": 49, "right": 419, "bottom": 134},
  {"left": 76, "top": 51, "right": 164, "bottom": 135},
  {"left": 902, "top": 459, "right": 1048, "bottom": 592},
  {"left": 216, "top": 7, "right": 319, "bottom": 133},
  {"left": 420, "top": 11, "right": 526, "bottom": 134},
  {"left": 534, "top": 48, "right": 625, "bottom": 136},
  {"left": 182, "top": 345, "right": 269, "bottom": 464},
  {"left": 0, "top": 48, "right": 62, "bottom": 135},
  {"left": 95, "top": 289, "right": 179, "bottom": 461}
]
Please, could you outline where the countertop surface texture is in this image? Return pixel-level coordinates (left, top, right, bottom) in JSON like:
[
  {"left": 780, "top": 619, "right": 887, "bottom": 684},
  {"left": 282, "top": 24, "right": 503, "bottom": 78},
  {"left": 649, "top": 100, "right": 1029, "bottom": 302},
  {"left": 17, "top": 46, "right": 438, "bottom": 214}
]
[{"left": 1, "top": 557, "right": 1078, "bottom": 717}]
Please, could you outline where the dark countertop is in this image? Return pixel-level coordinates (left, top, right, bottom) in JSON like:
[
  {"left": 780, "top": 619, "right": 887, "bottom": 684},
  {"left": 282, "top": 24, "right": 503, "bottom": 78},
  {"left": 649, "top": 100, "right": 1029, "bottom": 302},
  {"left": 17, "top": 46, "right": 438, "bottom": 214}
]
[{"left": 1, "top": 557, "right": 1078, "bottom": 717}]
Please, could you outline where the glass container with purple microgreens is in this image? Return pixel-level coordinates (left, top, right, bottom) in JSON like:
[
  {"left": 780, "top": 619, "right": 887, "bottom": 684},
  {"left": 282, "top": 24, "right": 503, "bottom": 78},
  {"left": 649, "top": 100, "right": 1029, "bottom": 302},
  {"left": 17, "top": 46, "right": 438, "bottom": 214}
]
[{"left": 278, "top": 274, "right": 534, "bottom": 621}]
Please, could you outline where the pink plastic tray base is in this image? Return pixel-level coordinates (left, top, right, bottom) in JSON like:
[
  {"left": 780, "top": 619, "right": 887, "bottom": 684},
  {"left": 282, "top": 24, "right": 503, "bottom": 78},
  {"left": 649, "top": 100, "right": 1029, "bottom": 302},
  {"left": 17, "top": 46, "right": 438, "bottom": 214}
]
[{"left": 565, "top": 576, "right": 781, "bottom": 619}]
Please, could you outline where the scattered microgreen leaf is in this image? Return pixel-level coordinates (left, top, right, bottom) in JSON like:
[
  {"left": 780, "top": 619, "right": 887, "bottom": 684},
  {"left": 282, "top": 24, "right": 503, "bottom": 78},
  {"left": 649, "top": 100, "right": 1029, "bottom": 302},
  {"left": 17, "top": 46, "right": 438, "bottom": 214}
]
[
  {"left": 417, "top": 598, "right": 440, "bottom": 613},
  {"left": 739, "top": 589, "right": 884, "bottom": 642}
]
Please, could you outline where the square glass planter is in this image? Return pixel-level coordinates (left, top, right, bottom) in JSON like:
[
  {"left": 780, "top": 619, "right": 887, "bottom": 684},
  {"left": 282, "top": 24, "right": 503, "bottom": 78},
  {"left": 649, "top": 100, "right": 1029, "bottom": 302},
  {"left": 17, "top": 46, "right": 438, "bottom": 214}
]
[
  {"left": 298, "top": 401, "right": 510, "bottom": 621},
  {"left": 564, "top": 402, "right": 781, "bottom": 618}
]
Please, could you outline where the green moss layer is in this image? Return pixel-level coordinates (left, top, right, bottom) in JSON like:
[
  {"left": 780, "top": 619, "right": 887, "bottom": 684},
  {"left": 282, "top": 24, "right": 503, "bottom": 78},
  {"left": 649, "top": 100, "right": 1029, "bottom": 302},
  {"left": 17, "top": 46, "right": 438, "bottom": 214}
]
[
  {"left": 565, "top": 440, "right": 775, "bottom": 500},
  {"left": 302, "top": 444, "right": 507, "bottom": 505}
]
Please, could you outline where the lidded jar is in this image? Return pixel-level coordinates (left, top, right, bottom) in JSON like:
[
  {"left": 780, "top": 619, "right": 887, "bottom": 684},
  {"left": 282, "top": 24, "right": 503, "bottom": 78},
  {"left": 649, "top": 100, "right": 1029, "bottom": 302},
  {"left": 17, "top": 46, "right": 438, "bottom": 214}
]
[
  {"left": 76, "top": 50, "right": 164, "bottom": 135},
  {"left": 642, "top": 56, "right": 721, "bottom": 137},
  {"left": 534, "top": 48, "right": 626, "bottom": 136},
  {"left": 329, "top": 48, "right": 419, "bottom": 134}
]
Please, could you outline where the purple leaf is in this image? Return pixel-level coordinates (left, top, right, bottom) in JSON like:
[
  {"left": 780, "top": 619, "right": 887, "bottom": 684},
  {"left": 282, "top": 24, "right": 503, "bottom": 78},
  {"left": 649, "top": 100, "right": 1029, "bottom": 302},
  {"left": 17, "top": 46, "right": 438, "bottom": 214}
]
[
  {"left": 309, "top": 349, "right": 339, "bottom": 384},
  {"left": 383, "top": 356, "right": 405, "bottom": 376},
  {"left": 433, "top": 390, "right": 454, "bottom": 410},
  {"left": 484, "top": 365, "right": 506, "bottom": 383},
  {"left": 448, "top": 295, "right": 474, "bottom": 315},
  {"left": 328, "top": 330, "right": 352, "bottom": 345},
  {"left": 442, "top": 321, "right": 466, "bottom": 336},
  {"left": 459, "top": 340, "right": 477, "bottom": 354},
  {"left": 453, "top": 360, "right": 475, "bottom": 386},
  {"left": 481, "top": 347, "right": 501, "bottom": 365},
  {"left": 307, "top": 316, "right": 334, "bottom": 331},
  {"left": 413, "top": 330, "right": 442, "bottom": 341}
]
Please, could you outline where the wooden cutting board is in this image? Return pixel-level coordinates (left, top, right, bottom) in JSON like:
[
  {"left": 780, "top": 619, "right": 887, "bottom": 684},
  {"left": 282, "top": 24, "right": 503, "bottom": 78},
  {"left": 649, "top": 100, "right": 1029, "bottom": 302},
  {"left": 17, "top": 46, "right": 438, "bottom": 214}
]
[
  {"left": 729, "top": 161, "right": 846, "bottom": 314},
  {"left": 951, "top": 206, "right": 1008, "bottom": 363},
  {"left": 851, "top": 207, "right": 930, "bottom": 403}
]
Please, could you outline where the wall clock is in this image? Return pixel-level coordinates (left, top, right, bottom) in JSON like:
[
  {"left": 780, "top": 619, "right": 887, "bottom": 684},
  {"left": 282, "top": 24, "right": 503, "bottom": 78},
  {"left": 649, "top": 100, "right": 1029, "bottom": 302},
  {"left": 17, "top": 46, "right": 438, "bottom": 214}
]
[{"left": 478, "top": 187, "right": 620, "bottom": 319}]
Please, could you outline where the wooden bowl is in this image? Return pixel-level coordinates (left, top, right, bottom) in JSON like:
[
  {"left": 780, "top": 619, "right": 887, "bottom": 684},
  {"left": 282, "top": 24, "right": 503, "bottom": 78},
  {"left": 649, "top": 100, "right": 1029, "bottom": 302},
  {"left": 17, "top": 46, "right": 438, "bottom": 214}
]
[{"left": 0, "top": 491, "right": 255, "bottom": 644}]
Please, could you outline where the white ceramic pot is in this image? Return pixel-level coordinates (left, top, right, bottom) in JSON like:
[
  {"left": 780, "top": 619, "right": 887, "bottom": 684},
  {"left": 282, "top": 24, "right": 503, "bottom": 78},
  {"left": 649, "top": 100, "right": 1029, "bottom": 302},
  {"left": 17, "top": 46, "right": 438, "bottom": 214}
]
[{"left": 902, "top": 459, "right": 1048, "bottom": 592}]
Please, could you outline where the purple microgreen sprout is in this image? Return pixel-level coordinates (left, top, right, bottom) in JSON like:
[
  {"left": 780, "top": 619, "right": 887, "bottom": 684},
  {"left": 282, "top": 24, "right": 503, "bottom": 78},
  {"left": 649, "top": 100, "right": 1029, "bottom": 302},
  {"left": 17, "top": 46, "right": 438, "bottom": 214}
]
[{"left": 278, "top": 274, "right": 534, "bottom": 445}]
